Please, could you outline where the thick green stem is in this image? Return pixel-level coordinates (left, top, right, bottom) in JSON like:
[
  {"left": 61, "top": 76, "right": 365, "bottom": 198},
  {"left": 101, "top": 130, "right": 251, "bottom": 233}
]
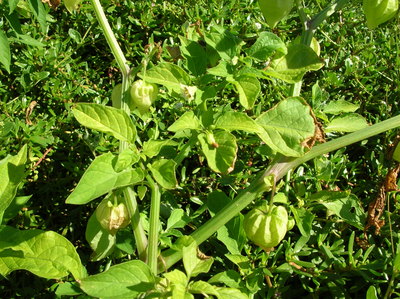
[
  {"left": 147, "top": 175, "right": 161, "bottom": 274},
  {"left": 90, "top": 0, "right": 130, "bottom": 77},
  {"left": 159, "top": 114, "right": 400, "bottom": 273}
]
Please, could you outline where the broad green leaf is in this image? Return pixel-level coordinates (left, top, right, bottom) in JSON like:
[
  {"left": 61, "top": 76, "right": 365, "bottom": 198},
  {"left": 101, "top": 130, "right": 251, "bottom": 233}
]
[
  {"left": 142, "top": 139, "right": 178, "bottom": 158},
  {"left": 64, "top": 0, "right": 82, "bottom": 12},
  {"left": 3, "top": 195, "right": 31, "bottom": 223},
  {"left": 215, "top": 287, "right": 249, "bottom": 299},
  {"left": 363, "top": 0, "right": 398, "bottom": 29},
  {"left": 207, "top": 191, "right": 246, "bottom": 254},
  {"left": 72, "top": 103, "right": 136, "bottom": 143},
  {"left": 198, "top": 131, "right": 237, "bottom": 174},
  {"left": 179, "top": 37, "right": 207, "bottom": 76},
  {"left": 163, "top": 269, "right": 188, "bottom": 285},
  {"left": 79, "top": 260, "right": 155, "bottom": 299},
  {"left": 215, "top": 111, "right": 262, "bottom": 134},
  {"left": 141, "top": 62, "right": 191, "bottom": 93},
  {"left": 53, "top": 281, "right": 82, "bottom": 296},
  {"left": 366, "top": 285, "right": 378, "bottom": 299},
  {"left": 256, "top": 97, "right": 315, "bottom": 157},
  {"left": 27, "top": 0, "right": 47, "bottom": 33},
  {"left": 265, "top": 44, "right": 324, "bottom": 83},
  {"left": 207, "top": 60, "right": 234, "bottom": 78},
  {"left": 313, "top": 191, "right": 366, "bottom": 229},
  {"left": 85, "top": 213, "right": 116, "bottom": 261},
  {"left": 189, "top": 281, "right": 219, "bottom": 296},
  {"left": 0, "top": 144, "right": 27, "bottom": 223},
  {"left": 230, "top": 75, "right": 261, "bottom": 109},
  {"left": 168, "top": 111, "right": 202, "bottom": 132},
  {"left": 247, "top": 32, "right": 287, "bottom": 60},
  {"left": 290, "top": 206, "right": 314, "bottom": 237},
  {"left": 166, "top": 209, "right": 191, "bottom": 231},
  {"left": 113, "top": 148, "right": 140, "bottom": 172},
  {"left": 0, "top": 30, "right": 11, "bottom": 73},
  {"left": 149, "top": 159, "right": 177, "bottom": 189},
  {"left": 0, "top": 226, "right": 84, "bottom": 280},
  {"left": 325, "top": 114, "right": 369, "bottom": 133},
  {"left": 8, "top": 0, "right": 20, "bottom": 13},
  {"left": 323, "top": 100, "right": 359, "bottom": 115},
  {"left": 183, "top": 242, "right": 214, "bottom": 278},
  {"left": 204, "top": 24, "right": 243, "bottom": 61},
  {"left": 225, "top": 254, "right": 251, "bottom": 271},
  {"left": 66, "top": 153, "right": 144, "bottom": 205},
  {"left": 208, "top": 270, "right": 242, "bottom": 288},
  {"left": 11, "top": 34, "right": 46, "bottom": 47}
]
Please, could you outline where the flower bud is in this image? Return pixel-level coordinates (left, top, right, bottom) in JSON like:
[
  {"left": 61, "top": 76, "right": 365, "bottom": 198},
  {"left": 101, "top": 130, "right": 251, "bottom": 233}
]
[{"left": 95, "top": 199, "right": 130, "bottom": 234}]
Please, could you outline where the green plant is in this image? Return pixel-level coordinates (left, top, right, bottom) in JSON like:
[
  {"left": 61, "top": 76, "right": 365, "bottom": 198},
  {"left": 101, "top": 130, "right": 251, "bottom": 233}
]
[{"left": 2, "top": 0, "right": 400, "bottom": 298}]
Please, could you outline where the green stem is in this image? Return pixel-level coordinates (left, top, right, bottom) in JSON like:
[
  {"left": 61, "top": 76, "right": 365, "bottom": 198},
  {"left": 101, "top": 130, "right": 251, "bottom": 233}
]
[
  {"left": 90, "top": 0, "right": 130, "bottom": 77},
  {"left": 147, "top": 175, "right": 161, "bottom": 274},
  {"left": 123, "top": 187, "right": 148, "bottom": 261},
  {"left": 159, "top": 114, "right": 400, "bottom": 273}
]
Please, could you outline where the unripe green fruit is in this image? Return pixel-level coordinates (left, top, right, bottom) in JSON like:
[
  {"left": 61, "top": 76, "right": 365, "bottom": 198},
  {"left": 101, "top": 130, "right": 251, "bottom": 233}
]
[
  {"left": 95, "top": 199, "right": 130, "bottom": 234},
  {"left": 363, "top": 0, "right": 398, "bottom": 29},
  {"left": 129, "top": 80, "right": 158, "bottom": 113},
  {"left": 243, "top": 204, "right": 288, "bottom": 249},
  {"left": 259, "top": 0, "right": 294, "bottom": 28}
]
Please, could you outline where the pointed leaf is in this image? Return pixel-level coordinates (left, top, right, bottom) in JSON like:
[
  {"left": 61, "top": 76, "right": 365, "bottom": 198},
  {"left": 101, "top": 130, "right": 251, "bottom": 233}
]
[
  {"left": 215, "top": 287, "right": 249, "bottom": 299},
  {"left": 247, "top": 31, "right": 287, "bottom": 60},
  {"left": 149, "top": 159, "right": 177, "bottom": 189},
  {"left": 141, "top": 62, "right": 191, "bottom": 93},
  {"left": 0, "top": 226, "right": 84, "bottom": 280},
  {"left": 323, "top": 100, "right": 359, "bottom": 115},
  {"left": 231, "top": 75, "right": 260, "bottom": 109},
  {"left": 325, "top": 114, "right": 369, "bottom": 133},
  {"left": 142, "top": 139, "right": 178, "bottom": 158},
  {"left": 0, "top": 145, "right": 27, "bottom": 223},
  {"left": 0, "top": 30, "right": 11, "bottom": 73},
  {"left": 183, "top": 242, "right": 214, "bottom": 278},
  {"left": 204, "top": 25, "right": 243, "bottom": 61},
  {"left": 79, "top": 260, "right": 155, "bottom": 299},
  {"left": 189, "top": 281, "right": 219, "bottom": 296},
  {"left": 66, "top": 153, "right": 144, "bottom": 205},
  {"left": 168, "top": 111, "right": 202, "bottom": 132},
  {"left": 215, "top": 111, "right": 262, "bottom": 134},
  {"left": 265, "top": 44, "right": 324, "bottom": 83},
  {"left": 72, "top": 103, "right": 136, "bottom": 143},
  {"left": 256, "top": 97, "right": 315, "bottom": 157},
  {"left": 198, "top": 131, "right": 237, "bottom": 174},
  {"left": 27, "top": 0, "right": 48, "bottom": 33},
  {"left": 179, "top": 37, "right": 207, "bottom": 76}
]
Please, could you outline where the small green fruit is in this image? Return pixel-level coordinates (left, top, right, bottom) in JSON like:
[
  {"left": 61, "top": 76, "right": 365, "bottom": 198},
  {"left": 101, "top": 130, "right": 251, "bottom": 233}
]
[
  {"left": 129, "top": 80, "right": 158, "bottom": 113},
  {"left": 243, "top": 204, "right": 288, "bottom": 249},
  {"left": 95, "top": 199, "right": 130, "bottom": 234}
]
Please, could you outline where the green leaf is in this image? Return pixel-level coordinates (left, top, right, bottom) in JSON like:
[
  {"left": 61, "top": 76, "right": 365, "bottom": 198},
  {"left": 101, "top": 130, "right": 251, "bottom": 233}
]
[
  {"left": 3, "top": 195, "right": 31, "bottom": 223},
  {"left": 247, "top": 31, "right": 287, "bottom": 61},
  {"left": 198, "top": 131, "right": 237, "bottom": 174},
  {"left": 64, "top": 0, "right": 82, "bottom": 12},
  {"left": 8, "top": 0, "right": 20, "bottom": 13},
  {"left": 164, "top": 269, "right": 188, "bottom": 285},
  {"left": 325, "top": 114, "right": 369, "bottom": 133},
  {"left": 79, "top": 260, "right": 155, "bottom": 299},
  {"left": 313, "top": 191, "right": 366, "bottom": 229},
  {"left": 66, "top": 153, "right": 144, "bottom": 205},
  {"left": 322, "top": 100, "right": 359, "bottom": 115},
  {"left": 290, "top": 207, "right": 314, "bottom": 237},
  {"left": 189, "top": 281, "right": 219, "bottom": 296},
  {"left": 85, "top": 213, "right": 116, "bottom": 261},
  {"left": 0, "top": 226, "right": 84, "bottom": 280},
  {"left": 207, "top": 191, "right": 246, "bottom": 254},
  {"left": 183, "top": 242, "right": 214, "bottom": 278},
  {"left": 149, "top": 159, "right": 178, "bottom": 189},
  {"left": 0, "top": 30, "right": 11, "bottom": 73},
  {"left": 27, "top": 0, "right": 47, "bottom": 33},
  {"left": 204, "top": 24, "right": 243, "bottom": 61},
  {"left": 363, "top": 0, "right": 398, "bottom": 29},
  {"left": 215, "top": 111, "right": 262, "bottom": 134},
  {"left": 393, "top": 142, "right": 400, "bottom": 162},
  {"left": 256, "top": 97, "right": 315, "bottom": 157},
  {"left": 166, "top": 209, "right": 191, "bottom": 231},
  {"left": 168, "top": 111, "right": 202, "bottom": 132},
  {"left": 179, "top": 37, "right": 207, "bottom": 76},
  {"left": 230, "top": 75, "right": 261, "bottom": 109},
  {"left": 114, "top": 148, "right": 140, "bottom": 172},
  {"left": 208, "top": 270, "right": 242, "bottom": 288},
  {"left": 141, "top": 62, "right": 191, "bottom": 93},
  {"left": 72, "top": 103, "right": 136, "bottom": 143},
  {"left": 265, "top": 44, "right": 324, "bottom": 83},
  {"left": 215, "top": 287, "right": 249, "bottom": 299},
  {"left": 142, "top": 139, "right": 178, "bottom": 158},
  {"left": 366, "top": 285, "right": 378, "bottom": 299},
  {"left": 0, "top": 144, "right": 27, "bottom": 223}
]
